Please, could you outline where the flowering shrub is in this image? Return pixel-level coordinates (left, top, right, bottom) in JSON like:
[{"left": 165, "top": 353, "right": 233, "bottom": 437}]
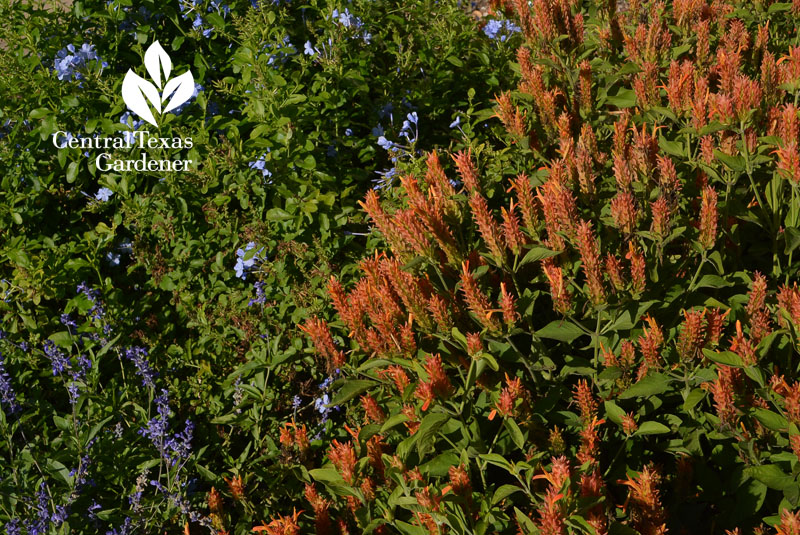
[{"left": 287, "top": 1, "right": 800, "bottom": 534}]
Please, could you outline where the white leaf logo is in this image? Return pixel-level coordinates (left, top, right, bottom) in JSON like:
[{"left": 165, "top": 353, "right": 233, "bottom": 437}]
[
  {"left": 162, "top": 71, "right": 195, "bottom": 114},
  {"left": 144, "top": 40, "right": 171, "bottom": 89},
  {"left": 121, "top": 40, "right": 195, "bottom": 127}
]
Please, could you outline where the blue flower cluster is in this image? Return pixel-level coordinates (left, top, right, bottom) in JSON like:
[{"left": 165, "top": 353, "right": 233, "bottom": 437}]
[
  {"left": 0, "top": 350, "right": 20, "bottom": 415},
  {"left": 313, "top": 374, "right": 341, "bottom": 437},
  {"left": 248, "top": 281, "right": 267, "bottom": 306},
  {"left": 331, "top": 8, "right": 372, "bottom": 43},
  {"left": 482, "top": 19, "right": 521, "bottom": 42},
  {"left": 234, "top": 242, "right": 266, "bottom": 280},
  {"left": 180, "top": 0, "right": 229, "bottom": 37},
  {"left": 4, "top": 481, "right": 70, "bottom": 535},
  {"left": 53, "top": 43, "right": 107, "bottom": 82},
  {"left": 373, "top": 110, "right": 420, "bottom": 189},
  {"left": 263, "top": 36, "right": 297, "bottom": 67},
  {"left": 139, "top": 389, "right": 195, "bottom": 466},
  {"left": 42, "top": 340, "right": 92, "bottom": 405},
  {"left": 248, "top": 151, "right": 273, "bottom": 180},
  {"left": 77, "top": 282, "right": 107, "bottom": 324},
  {"left": 124, "top": 346, "right": 157, "bottom": 388}
]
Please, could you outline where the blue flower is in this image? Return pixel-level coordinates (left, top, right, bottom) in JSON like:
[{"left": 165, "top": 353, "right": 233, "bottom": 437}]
[
  {"left": 303, "top": 40, "right": 318, "bottom": 56},
  {"left": 483, "top": 19, "right": 521, "bottom": 41},
  {"left": 345, "top": 128, "right": 353, "bottom": 136},
  {"left": 95, "top": 187, "right": 114, "bottom": 202},
  {"left": 0, "top": 352, "right": 21, "bottom": 415},
  {"left": 248, "top": 281, "right": 267, "bottom": 306},
  {"left": 450, "top": 116, "right": 461, "bottom": 128},
  {"left": 373, "top": 167, "right": 397, "bottom": 189},
  {"left": 377, "top": 136, "right": 394, "bottom": 150},
  {"left": 106, "top": 251, "right": 121, "bottom": 266},
  {"left": 234, "top": 242, "right": 265, "bottom": 280},
  {"left": 43, "top": 340, "right": 69, "bottom": 376},
  {"left": 249, "top": 153, "right": 273, "bottom": 179},
  {"left": 53, "top": 43, "right": 106, "bottom": 81},
  {"left": 124, "top": 346, "right": 157, "bottom": 388},
  {"left": 314, "top": 393, "right": 330, "bottom": 414},
  {"left": 5, "top": 518, "right": 21, "bottom": 535}
]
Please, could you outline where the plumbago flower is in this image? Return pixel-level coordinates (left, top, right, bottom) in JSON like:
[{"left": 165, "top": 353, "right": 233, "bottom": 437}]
[
  {"left": 53, "top": 43, "right": 107, "bottom": 81},
  {"left": 331, "top": 8, "right": 372, "bottom": 43},
  {"left": 482, "top": 18, "right": 521, "bottom": 42},
  {"left": 373, "top": 111, "right": 420, "bottom": 189},
  {"left": 234, "top": 241, "right": 266, "bottom": 279},
  {"left": 248, "top": 150, "right": 273, "bottom": 179}
]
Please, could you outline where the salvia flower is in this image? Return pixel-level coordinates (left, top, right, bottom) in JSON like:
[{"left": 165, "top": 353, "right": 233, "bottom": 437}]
[
  {"left": 575, "top": 220, "right": 606, "bottom": 306},
  {"left": 621, "top": 465, "right": 667, "bottom": 535},
  {"left": 0, "top": 351, "right": 21, "bottom": 414},
  {"left": 460, "top": 262, "right": 501, "bottom": 332},
  {"left": 124, "top": 346, "right": 157, "bottom": 388}
]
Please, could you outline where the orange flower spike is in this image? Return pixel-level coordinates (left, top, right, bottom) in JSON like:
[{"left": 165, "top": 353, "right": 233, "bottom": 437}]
[
  {"left": 226, "top": 475, "right": 245, "bottom": 501},
  {"left": 499, "top": 282, "right": 519, "bottom": 327},
  {"left": 208, "top": 487, "right": 223, "bottom": 514},
  {"left": 328, "top": 440, "right": 357, "bottom": 485},
  {"left": 699, "top": 186, "right": 719, "bottom": 249}
]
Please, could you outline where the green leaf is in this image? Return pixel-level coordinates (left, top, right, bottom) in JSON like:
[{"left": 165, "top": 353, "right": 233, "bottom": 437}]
[
  {"left": 266, "top": 208, "right": 293, "bottom": 221},
  {"left": 604, "top": 400, "right": 626, "bottom": 425},
  {"left": 66, "top": 161, "right": 79, "bottom": 183},
  {"left": 309, "top": 468, "right": 345, "bottom": 483},
  {"left": 492, "top": 484, "right": 522, "bottom": 505},
  {"left": 618, "top": 373, "right": 671, "bottom": 399},
  {"left": 380, "top": 413, "right": 409, "bottom": 433},
  {"left": 518, "top": 246, "right": 558, "bottom": 267},
  {"left": 536, "top": 321, "right": 584, "bottom": 342},
  {"left": 682, "top": 389, "right": 706, "bottom": 411},
  {"left": 753, "top": 408, "right": 789, "bottom": 431},
  {"left": 515, "top": 507, "right": 538, "bottom": 534},
  {"left": 714, "top": 151, "right": 745, "bottom": 172},
  {"left": 606, "top": 88, "right": 637, "bottom": 108},
  {"left": 53, "top": 415, "right": 71, "bottom": 432},
  {"left": 329, "top": 379, "right": 378, "bottom": 406},
  {"left": 744, "top": 465, "right": 795, "bottom": 491},
  {"left": 635, "top": 421, "right": 670, "bottom": 435},
  {"left": 658, "top": 137, "right": 685, "bottom": 158},
  {"left": 785, "top": 227, "right": 800, "bottom": 254},
  {"left": 414, "top": 412, "right": 449, "bottom": 457},
  {"left": 420, "top": 452, "right": 459, "bottom": 476},
  {"left": 702, "top": 348, "right": 744, "bottom": 367},
  {"left": 479, "top": 453, "right": 512, "bottom": 469},
  {"left": 695, "top": 274, "right": 732, "bottom": 289},
  {"left": 504, "top": 418, "right": 525, "bottom": 450}
]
